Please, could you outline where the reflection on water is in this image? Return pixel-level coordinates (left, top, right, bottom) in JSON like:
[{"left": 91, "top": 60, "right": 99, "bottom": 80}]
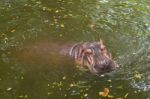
[{"left": 0, "top": 0, "right": 150, "bottom": 98}]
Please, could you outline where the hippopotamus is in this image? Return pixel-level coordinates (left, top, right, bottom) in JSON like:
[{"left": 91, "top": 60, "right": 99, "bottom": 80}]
[
  {"left": 64, "top": 40, "right": 117, "bottom": 74},
  {"left": 13, "top": 39, "right": 117, "bottom": 74}
]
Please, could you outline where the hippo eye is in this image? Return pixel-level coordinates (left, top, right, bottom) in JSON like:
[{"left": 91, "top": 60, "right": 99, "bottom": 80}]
[
  {"left": 101, "top": 47, "right": 106, "bottom": 51},
  {"left": 85, "top": 49, "right": 93, "bottom": 54}
]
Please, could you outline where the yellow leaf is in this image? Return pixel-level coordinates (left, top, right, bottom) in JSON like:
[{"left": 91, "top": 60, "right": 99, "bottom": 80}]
[
  {"left": 11, "top": 29, "right": 15, "bottom": 33},
  {"left": 55, "top": 10, "right": 59, "bottom": 13},
  {"left": 99, "top": 88, "right": 110, "bottom": 97},
  {"left": 62, "top": 76, "right": 66, "bottom": 80},
  {"left": 108, "top": 95, "right": 114, "bottom": 98},
  {"left": 60, "top": 24, "right": 64, "bottom": 27},
  {"left": 99, "top": 92, "right": 107, "bottom": 97},
  {"left": 42, "top": 7, "right": 46, "bottom": 11},
  {"left": 125, "top": 93, "right": 129, "bottom": 98},
  {"left": 134, "top": 74, "right": 142, "bottom": 79},
  {"left": 6, "top": 87, "right": 12, "bottom": 91}
]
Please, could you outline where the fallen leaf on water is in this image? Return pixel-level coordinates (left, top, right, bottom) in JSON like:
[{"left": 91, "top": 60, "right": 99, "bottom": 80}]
[
  {"left": 59, "top": 34, "right": 63, "bottom": 37},
  {"left": 100, "top": 74, "right": 105, "bottom": 77},
  {"left": 19, "top": 96, "right": 23, "bottom": 98},
  {"left": 64, "top": 94, "right": 67, "bottom": 97},
  {"left": 89, "top": 24, "right": 95, "bottom": 28},
  {"left": 104, "top": 88, "right": 110, "bottom": 93},
  {"left": 62, "top": 76, "right": 66, "bottom": 80},
  {"left": 84, "top": 93, "right": 88, "bottom": 97},
  {"left": 134, "top": 91, "right": 137, "bottom": 93},
  {"left": 116, "top": 85, "right": 123, "bottom": 89},
  {"left": 36, "top": 1, "right": 41, "bottom": 4},
  {"left": 57, "top": 81, "right": 63, "bottom": 87},
  {"left": 68, "top": 14, "right": 73, "bottom": 16},
  {"left": 99, "top": 88, "right": 109, "bottom": 97},
  {"left": 21, "top": 76, "right": 24, "bottom": 80},
  {"left": 55, "top": 10, "right": 59, "bottom": 13},
  {"left": 6, "top": 87, "right": 12, "bottom": 91},
  {"left": 108, "top": 95, "right": 114, "bottom": 98},
  {"left": 44, "top": 20, "right": 49, "bottom": 23},
  {"left": 11, "top": 29, "right": 15, "bottom": 33},
  {"left": 134, "top": 74, "right": 142, "bottom": 79},
  {"left": 70, "top": 83, "right": 77, "bottom": 87},
  {"left": 25, "top": 95, "right": 28, "bottom": 98},
  {"left": 125, "top": 93, "right": 129, "bottom": 98},
  {"left": 107, "top": 79, "right": 112, "bottom": 82},
  {"left": 42, "top": 7, "right": 46, "bottom": 11},
  {"left": 60, "top": 24, "right": 64, "bottom": 27}
]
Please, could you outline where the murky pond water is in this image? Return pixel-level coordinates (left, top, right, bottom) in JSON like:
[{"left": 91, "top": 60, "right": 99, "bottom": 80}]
[{"left": 0, "top": 0, "right": 150, "bottom": 99}]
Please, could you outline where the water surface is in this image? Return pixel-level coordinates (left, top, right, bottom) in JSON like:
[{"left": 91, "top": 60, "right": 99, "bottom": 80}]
[{"left": 0, "top": 0, "right": 150, "bottom": 99}]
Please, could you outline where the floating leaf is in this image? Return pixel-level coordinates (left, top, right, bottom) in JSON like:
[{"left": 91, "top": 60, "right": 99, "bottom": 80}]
[
  {"left": 134, "top": 74, "right": 142, "bottom": 79},
  {"left": 100, "top": 75, "right": 105, "bottom": 77},
  {"left": 62, "top": 76, "right": 66, "bottom": 80},
  {"left": 117, "top": 85, "right": 123, "bottom": 89},
  {"left": 125, "top": 93, "right": 129, "bottom": 98},
  {"left": 19, "top": 96, "right": 23, "bottom": 98},
  {"left": 60, "top": 24, "right": 64, "bottom": 27},
  {"left": 48, "top": 92, "right": 52, "bottom": 95},
  {"left": 6, "top": 87, "right": 12, "bottom": 91},
  {"left": 90, "top": 24, "right": 95, "bottom": 27},
  {"left": 107, "top": 79, "right": 112, "bottom": 82},
  {"left": 59, "top": 34, "right": 63, "bottom": 37},
  {"left": 57, "top": 81, "right": 63, "bottom": 87},
  {"left": 44, "top": 20, "right": 49, "bottom": 23},
  {"left": 55, "top": 10, "right": 59, "bottom": 13},
  {"left": 99, "top": 92, "right": 107, "bottom": 97},
  {"left": 24, "top": 95, "right": 28, "bottom": 98},
  {"left": 99, "top": 88, "right": 109, "bottom": 97},
  {"left": 36, "top": 1, "right": 41, "bottom": 4},
  {"left": 68, "top": 14, "right": 73, "bottom": 16},
  {"left": 42, "top": 7, "right": 46, "bottom": 11},
  {"left": 24, "top": 4, "right": 28, "bottom": 6},
  {"left": 70, "top": 83, "right": 77, "bottom": 87},
  {"left": 64, "top": 94, "right": 67, "bottom": 97},
  {"left": 11, "top": 29, "right": 15, "bottom": 33},
  {"left": 84, "top": 93, "right": 88, "bottom": 97},
  {"left": 70, "top": 84, "right": 74, "bottom": 87},
  {"left": 21, "top": 76, "right": 24, "bottom": 80},
  {"left": 108, "top": 95, "right": 114, "bottom": 98}
]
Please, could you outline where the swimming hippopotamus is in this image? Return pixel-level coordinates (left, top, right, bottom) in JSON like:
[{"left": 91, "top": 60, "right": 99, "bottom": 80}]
[
  {"left": 67, "top": 40, "right": 117, "bottom": 74},
  {"left": 13, "top": 39, "right": 117, "bottom": 74}
]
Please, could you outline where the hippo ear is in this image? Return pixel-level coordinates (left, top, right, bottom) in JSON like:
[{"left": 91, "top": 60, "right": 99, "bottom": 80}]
[
  {"left": 85, "top": 49, "right": 93, "bottom": 54},
  {"left": 99, "top": 39, "right": 112, "bottom": 59},
  {"left": 99, "top": 39, "right": 105, "bottom": 50}
]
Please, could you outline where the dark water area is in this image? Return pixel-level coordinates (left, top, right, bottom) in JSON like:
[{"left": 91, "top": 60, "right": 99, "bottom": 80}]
[{"left": 0, "top": 0, "right": 150, "bottom": 99}]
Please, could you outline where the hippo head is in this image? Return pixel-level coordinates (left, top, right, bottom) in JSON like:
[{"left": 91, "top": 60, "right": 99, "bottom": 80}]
[{"left": 70, "top": 40, "right": 117, "bottom": 74}]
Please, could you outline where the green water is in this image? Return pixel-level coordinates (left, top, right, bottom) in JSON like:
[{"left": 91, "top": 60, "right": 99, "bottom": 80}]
[{"left": 0, "top": 0, "right": 150, "bottom": 99}]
